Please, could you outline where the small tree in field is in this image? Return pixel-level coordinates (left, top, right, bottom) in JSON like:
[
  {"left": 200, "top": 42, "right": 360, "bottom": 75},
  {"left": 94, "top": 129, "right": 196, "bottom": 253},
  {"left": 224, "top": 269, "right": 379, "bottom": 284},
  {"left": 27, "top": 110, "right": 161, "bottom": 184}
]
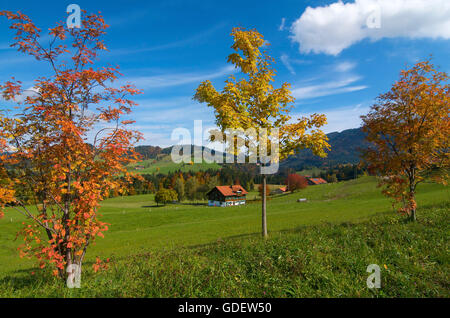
[
  {"left": 286, "top": 174, "right": 308, "bottom": 193},
  {"left": 195, "top": 28, "right": 329, "bottom": 237},
  {"left": 0, "top": 10, "right": 142, "bottom": 278},
  {"left": 155, "top": 188, "right": 178, "bottom": 206},
  {"left": 361, "top": 60, "right": 449, "bottom": 221}
]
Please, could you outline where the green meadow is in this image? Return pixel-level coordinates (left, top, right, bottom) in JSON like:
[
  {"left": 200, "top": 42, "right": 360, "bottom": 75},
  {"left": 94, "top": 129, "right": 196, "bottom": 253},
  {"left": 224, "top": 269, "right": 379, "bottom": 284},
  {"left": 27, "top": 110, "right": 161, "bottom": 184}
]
[
  {"left": 127, "top": 156, "right": 221, "bottom": 174},
  {"left": 0, "top": 176, "right": 448, "bottom": 297}
]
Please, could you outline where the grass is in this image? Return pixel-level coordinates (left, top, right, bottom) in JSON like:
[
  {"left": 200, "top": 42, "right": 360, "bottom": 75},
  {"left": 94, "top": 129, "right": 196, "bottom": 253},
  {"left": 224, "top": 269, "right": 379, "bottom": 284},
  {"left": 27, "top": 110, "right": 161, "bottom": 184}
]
[
  {"left": 0, "top": 176, "right": 448, "bottom": 297},
  {"left": 254, "top": 183, "right": 285, "bottom": 191},
  {"left": 127, "top": 155, "right": 221, "bottom": 174},
  {"left": 296, "top": 167, "right": 325, "bottom": 176}
]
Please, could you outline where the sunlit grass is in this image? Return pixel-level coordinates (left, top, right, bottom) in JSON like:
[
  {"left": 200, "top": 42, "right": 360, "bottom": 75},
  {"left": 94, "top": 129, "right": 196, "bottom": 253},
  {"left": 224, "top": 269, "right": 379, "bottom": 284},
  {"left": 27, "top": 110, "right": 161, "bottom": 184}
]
[{"left": 0, "top": 176, "right": 448, "bottom": 297}]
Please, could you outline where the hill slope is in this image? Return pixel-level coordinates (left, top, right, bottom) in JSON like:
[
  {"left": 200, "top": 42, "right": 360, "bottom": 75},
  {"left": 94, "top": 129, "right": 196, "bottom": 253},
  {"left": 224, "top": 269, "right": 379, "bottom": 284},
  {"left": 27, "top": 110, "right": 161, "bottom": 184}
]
[
  {"left": 1, "top": 177, "right": 448, "bottom": 285},
  {"left": 0, "top": 189, "right": 448, "bottom": 297},
  {"left": 281, "top": 128, "right": 368, "bottom": 170},
  {"left": 129, "top": 145, "right": 222, "bottom": 174},
  {"left": 131, "top": 128, "right": 369, "bottom": 174}
]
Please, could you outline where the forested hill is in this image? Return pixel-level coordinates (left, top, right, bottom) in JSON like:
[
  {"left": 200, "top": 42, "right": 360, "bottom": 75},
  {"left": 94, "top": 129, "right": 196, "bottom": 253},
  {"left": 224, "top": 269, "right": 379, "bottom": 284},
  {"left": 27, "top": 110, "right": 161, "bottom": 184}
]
[
  {"left": 280, "top": 128, "right": 369, "bottom": 170},
  {"left": 133, "top": 128, "right": 368, "bottom": 170},
  {"left": 133, "top": 145, "right": 221, "bottom": 161}
]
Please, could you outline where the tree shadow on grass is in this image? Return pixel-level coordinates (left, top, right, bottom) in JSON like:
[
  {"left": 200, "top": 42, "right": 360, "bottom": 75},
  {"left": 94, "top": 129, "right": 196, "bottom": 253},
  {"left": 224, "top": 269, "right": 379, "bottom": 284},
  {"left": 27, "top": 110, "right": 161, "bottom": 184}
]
[
  {"left": 0, "top": 268, "right": 56, "bottom": 291},
  {"left": 178, "top": 202, "right": 208, "bottom": 206},
  {"left": 141, "top": 205, "right": 165, "bottom": 208},
  {"left": 0, "top": 259, "right": 99, "bottom": 293},
  {"left": 141, "top": 203, "right": 207, "bottom": 208}
]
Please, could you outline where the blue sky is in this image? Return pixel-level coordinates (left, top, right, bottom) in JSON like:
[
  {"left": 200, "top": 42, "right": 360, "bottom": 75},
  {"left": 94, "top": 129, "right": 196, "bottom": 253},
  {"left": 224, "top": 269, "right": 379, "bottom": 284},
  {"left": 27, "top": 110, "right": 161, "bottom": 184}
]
[{"left": 0, "top": 0, "right": 449, "bottom": 147}]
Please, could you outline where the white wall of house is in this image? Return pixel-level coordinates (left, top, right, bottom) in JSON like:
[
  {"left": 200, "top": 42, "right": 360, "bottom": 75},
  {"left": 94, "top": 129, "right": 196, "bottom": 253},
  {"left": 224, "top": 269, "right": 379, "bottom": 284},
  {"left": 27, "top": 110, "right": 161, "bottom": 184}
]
[{"left": 208, "top": 200, "right": 246, "bottom": 207}]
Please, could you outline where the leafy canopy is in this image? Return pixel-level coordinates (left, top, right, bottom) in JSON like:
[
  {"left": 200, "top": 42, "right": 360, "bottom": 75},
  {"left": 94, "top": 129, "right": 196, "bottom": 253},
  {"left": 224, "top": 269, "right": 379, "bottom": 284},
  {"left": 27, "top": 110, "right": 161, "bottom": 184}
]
[
  {"left": 194, "top": 28, "right": 330, "bottom": 163},
  {"left": 362, "top": 59, "right": 449, "bottom": 217},
  {"left": 0, "top": 10, "right": 142, "bottom": 276}
]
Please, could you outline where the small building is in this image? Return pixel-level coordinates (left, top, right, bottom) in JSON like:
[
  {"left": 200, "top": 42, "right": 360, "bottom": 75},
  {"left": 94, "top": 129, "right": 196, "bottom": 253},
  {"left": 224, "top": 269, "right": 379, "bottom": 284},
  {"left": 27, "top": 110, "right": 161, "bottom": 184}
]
[
  {"left": 206, "top": 185, "right": 248, "bottom": 207},
  {"left": 307, "top": 177, "right": 327, "bottom": 185},
  {"left": 273, "top": 186, "right": 288, "bottom": 194}
]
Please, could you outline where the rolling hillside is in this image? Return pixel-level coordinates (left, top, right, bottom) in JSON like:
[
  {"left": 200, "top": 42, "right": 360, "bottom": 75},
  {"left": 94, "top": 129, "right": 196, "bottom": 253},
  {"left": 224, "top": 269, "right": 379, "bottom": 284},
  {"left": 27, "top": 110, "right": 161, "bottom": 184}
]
[
  {"left": 129, "top": 128, "right": 368, "bottom": 175},
  {"left": 281, "top": 128, "right": 368, "bottom": 170},
  {"left": 128, "top": 145, "right": 222, "bottom": 174},
  {"left": 1, "top": 176, "right": 448, "bottom": 297}
]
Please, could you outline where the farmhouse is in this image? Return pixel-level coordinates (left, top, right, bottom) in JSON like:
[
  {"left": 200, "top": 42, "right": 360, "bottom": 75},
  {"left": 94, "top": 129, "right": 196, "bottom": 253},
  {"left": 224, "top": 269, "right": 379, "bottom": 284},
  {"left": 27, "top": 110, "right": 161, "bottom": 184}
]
[
  {"left": 273, "top": 186, "right": 288, "bottom": 194},
  {"left": 307, "top": 177, "right": 327, "bottom": 185},
  {"left": 206, "top": 185, "right": 248, "bottom": 207}
]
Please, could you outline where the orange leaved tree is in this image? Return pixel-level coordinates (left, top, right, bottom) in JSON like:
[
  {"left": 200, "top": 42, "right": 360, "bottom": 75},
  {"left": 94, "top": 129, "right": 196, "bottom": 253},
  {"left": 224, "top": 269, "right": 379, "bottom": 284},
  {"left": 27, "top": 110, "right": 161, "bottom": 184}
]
[
  {"left": 286, "top": 174, "right": 308, "bottom": 193},
  {"left": 361, "top": 60, "right": 449, "bottom": 221},
  {"left": 0, "top": 10, "right": 142, "bottom": 278}
]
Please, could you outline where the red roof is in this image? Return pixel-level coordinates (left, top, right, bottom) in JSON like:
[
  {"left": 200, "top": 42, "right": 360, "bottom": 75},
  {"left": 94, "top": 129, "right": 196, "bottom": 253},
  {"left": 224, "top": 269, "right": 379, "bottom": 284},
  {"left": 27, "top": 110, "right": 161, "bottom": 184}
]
[
  {"left": 308, "top": 178, "right": 327, "bottom": 185},
  {"left": 210, "top": 185, "right": 248, "bottom": 197}
]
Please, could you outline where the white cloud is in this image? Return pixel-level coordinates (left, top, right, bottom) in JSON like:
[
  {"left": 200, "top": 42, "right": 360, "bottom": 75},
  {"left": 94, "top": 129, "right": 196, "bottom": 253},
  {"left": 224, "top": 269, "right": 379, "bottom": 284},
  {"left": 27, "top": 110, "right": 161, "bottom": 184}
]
[
  {"left": 107, "top": 23, "right": 226, "bottom": 56},
  {"left": 293, "top": 103, "right": 370, "bottom": 133},
  {"left": 292, "top": 76, "right": 368, "bottom": 100},
  {"left": 279, "top": 54, "right": 313, "bottom": 75},
  {"left": 280, "top": 54, "right": 296, "bottom": 75},
  {"left": 0, "top": 86, "right": 39, "bottom": 104},
  {"left": 123, "top": 65, "right": 236, "bottom": 90},
  {"left": 279, "top": 17, "right": 286, "bottom": 31},
  {"left": 290, "top": 0, "right": 450, "bottom": 55},
  {"left": 335, "top": 61, "right": 357, "bottom": 72}
]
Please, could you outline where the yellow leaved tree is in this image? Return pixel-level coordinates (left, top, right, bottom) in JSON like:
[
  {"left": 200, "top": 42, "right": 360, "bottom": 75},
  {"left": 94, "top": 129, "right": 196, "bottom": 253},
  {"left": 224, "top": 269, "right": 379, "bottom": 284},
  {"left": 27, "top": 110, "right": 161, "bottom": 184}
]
[{"left": 194, "top": 28, "right": 330, "bottom": 237}]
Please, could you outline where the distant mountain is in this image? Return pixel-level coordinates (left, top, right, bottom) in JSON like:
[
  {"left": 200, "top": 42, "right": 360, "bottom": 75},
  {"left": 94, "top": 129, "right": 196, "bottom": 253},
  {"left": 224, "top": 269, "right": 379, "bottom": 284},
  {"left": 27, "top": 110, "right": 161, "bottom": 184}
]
[
  {"left": 134, "top": 128, "right": 369, "bottom": 171},
  {"left": 134, "top": 145, "right": 166, "bottom": 160},
  {"left": 280, "top": 128, "right": 369, "bottom": 170},
  {"left": 134, "top": 145, "right": 223, "bottom": 161}
]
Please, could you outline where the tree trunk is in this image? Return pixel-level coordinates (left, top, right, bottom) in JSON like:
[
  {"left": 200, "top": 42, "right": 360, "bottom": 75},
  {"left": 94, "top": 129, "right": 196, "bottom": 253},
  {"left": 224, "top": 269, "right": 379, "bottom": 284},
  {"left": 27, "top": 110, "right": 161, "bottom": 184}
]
[
  {"left": 410, "top": 207, "right": 416, "bottom": 222},
  {"left": 262, "top": 175, "right": 268, "bottom": 238},
  {"left": 409, "top": 191, "right": 417, "bottom": 222},
  {"left": 408, "top": 169, "right": 417, "bottom": 222}
]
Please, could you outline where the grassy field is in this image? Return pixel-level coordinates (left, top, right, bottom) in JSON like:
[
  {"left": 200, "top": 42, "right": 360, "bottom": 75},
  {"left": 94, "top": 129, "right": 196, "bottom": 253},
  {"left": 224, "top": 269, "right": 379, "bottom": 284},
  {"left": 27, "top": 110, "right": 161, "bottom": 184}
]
[
  {"left": 296, "top": 167, "right": 325, "bottom": 176},
  {"left": 127, "top": 155, "right": 221, "bottom": 174},
  {"left": 0, "top": 176, "right": 448, "bottom": 297}
]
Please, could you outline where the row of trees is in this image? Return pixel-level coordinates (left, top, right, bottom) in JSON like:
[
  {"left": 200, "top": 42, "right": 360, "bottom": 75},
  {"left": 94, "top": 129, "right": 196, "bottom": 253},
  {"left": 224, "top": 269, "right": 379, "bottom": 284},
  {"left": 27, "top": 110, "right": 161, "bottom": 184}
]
[
  {"left": 312, "top": 164, "right": 368, "bottom": 183},
  {"left": 3, "top": 160, "right": 367, "bottom": 205},
  {"left": 123, "top": 168, "right": 255, "bottom": 198}
]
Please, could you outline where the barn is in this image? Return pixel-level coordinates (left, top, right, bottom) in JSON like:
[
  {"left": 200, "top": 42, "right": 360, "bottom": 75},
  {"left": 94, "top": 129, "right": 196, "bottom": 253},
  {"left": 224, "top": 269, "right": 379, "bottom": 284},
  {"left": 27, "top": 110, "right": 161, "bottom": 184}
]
[
  {"left": 273, "top": 186, "right": 288, "bottom": 194},
  {"left": 307, "top": 177, "right": 328, "bottom": 185},
  {"left": 206, "top": 185, "right": 248, "bottom": 207}
]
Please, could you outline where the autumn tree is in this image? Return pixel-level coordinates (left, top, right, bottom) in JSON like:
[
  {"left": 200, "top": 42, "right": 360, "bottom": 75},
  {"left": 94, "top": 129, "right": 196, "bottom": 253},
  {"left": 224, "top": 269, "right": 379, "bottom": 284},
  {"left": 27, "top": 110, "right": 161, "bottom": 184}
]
[
  {"left": 0, "top": 10, "right": 142, "bottom": 279},
  {"left": 174, "top": 177, "right": 185, "bottom": 202},
  {"left": 155, "top": 188, "right": 178, "bottom": 206},
  {"left": 185, "top": 177, "right": 199, "bottom": 201},
  {"left": 195, "top": 28, "right": 329, "bottom": 237},
  {"left": 361, "top": 60, "right": 449, "bottom": 221},
  {"left": 286, "top": 174, "right": 308, "bottom": 193}
]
